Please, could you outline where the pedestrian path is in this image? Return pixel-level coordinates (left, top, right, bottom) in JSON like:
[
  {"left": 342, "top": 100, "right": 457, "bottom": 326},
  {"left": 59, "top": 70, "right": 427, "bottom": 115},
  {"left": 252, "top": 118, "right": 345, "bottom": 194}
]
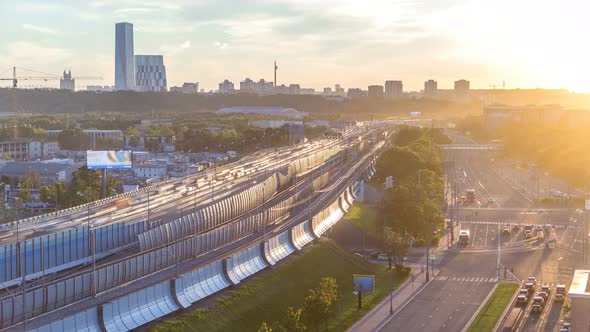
[
  {"left": 435, "top": 275, "right": 498, "bottom": 283},
  {"left": 347, "top": 263, "right": 436, "bottom": 332}
]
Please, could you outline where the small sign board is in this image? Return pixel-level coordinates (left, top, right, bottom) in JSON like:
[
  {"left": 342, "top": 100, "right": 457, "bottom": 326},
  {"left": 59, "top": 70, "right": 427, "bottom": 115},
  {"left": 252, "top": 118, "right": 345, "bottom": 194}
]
[
  {"left": 353, "top": 274, "right": 375, "bottom": 293},
  {"left": 586, "top": 199, "right": 590, "bottom": 211}
]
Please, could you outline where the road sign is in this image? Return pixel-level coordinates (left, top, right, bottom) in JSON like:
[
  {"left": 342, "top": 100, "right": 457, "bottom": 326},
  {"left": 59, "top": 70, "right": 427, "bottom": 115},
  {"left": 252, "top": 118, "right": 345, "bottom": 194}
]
[
  {"left": 352, "top": 274, "right": 374, "bottom": 292},
  {"left": 585, "top": 199, "right": 590, "bottom": 211}
]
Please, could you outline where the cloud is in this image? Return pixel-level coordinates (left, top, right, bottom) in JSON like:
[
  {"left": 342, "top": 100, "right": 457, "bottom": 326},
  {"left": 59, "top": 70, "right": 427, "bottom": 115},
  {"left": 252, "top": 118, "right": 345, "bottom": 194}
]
[
  {"left": 180, "top": 41, "right": 191, "bottom": 49},
  {"left": 21, "top": 23, "right": 58, "bottom": 34},
  {"left": 160, "top": 40, "right": 193, "bottom": 55},
  {"left": 213, "top": 41, "right": 228, "bottom": 50}
]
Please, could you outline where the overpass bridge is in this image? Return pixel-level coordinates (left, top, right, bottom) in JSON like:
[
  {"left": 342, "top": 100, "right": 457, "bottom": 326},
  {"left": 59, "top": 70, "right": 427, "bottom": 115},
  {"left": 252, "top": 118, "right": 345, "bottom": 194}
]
[
  {"left": 440, "top": 143, "right": 503, "bottom": 151},
  {"left": 0, "top": 127, "right": 385, "bottom": 331}
]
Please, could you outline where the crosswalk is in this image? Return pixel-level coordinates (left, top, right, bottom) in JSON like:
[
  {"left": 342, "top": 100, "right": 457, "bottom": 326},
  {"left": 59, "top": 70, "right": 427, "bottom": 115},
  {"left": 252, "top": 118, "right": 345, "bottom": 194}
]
[
  {"left": 435, "top": 275, "right": 498, "bottom": 283},
  {"left": 459, "top": 220, "right": 578, "bottom": 229},
  {"left": 518, "top": 280, "right": 563, "bottom": 288}
]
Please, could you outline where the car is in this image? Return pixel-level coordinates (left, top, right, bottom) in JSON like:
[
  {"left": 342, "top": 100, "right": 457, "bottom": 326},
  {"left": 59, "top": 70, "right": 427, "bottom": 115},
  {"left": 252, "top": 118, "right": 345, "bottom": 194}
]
[
  {"left": 528, "top": 277, "right": 537, "bottom": 285},
  {"left": 513, "top": 224, "right": 521, "bottom": 231},
  {"left": 503, "top": 225, "right": 510, "bottom": 235},
  {"left": 488, "top": 198, "right": 495, "bottom": 204},
  {"left": 524, "top": 230, "right": 533, "bottom": 239},
  {"left": 531, "top": 296, "right": 545, "bottom": 313},
  {"left": 541, "top": 285, "right": 551, "bottom": 295},
  {"left": 524, "top": 225, "right": 533, "bottom": 232},
  {"left": 516, "top": 289, "right": 529, "bottom": 305},
  {"left": 377, "top": 254, "right": 389, "bottom": 261},
  {"left": 555, "top": 285, "right": 567, "bottom": 302},
  {"left": 537, "top": 291, "right": 549, "bottom": 300},
  {"left": 524, "top": 282, "right": 536, "bottom": 293}
]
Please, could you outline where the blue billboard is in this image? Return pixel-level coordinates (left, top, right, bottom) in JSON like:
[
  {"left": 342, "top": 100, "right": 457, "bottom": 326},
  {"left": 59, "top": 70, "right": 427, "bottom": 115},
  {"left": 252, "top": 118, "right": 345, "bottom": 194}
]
[
  {"left": 353, "top": 274, "right": 375, "bottom": 292},
  {"left": 87, "top": 150, "right": 132, "bottom": 170}
]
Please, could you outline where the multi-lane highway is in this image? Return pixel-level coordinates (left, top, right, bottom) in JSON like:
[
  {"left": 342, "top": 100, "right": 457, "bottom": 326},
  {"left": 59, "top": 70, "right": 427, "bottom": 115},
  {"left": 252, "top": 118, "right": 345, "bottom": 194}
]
[
  {"left": 0, "top": 124, "right": 388, "bottom": 331},
  {"left": 0, "top": 136, "right": 351, "bottom": 245},
  {"left": 381, "top": 134, "right": 583, "bottom": 332}
]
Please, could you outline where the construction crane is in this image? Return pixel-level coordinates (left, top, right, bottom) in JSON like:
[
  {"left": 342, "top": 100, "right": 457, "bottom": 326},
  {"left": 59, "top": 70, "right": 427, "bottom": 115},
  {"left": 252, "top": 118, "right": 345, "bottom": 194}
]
[
  {"left": 0, "top": 66, "right": 102, "bottom": 88},
  {"left": 0, "top": 67, "right": 101, "bottom": 139}
]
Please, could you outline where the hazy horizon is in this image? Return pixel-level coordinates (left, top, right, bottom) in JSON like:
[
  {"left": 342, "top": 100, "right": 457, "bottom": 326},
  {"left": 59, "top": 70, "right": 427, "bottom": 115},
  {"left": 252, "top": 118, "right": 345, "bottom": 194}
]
[{"left": 0, "top": 0, "right": 588, "bottom": 92}]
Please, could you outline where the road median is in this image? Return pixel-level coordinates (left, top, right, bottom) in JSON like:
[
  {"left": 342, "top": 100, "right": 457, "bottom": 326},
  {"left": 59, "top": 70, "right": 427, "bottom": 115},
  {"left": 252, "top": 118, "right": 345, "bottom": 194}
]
[{"left": 463, "top": 282, "right": 520, "bottom": 332}]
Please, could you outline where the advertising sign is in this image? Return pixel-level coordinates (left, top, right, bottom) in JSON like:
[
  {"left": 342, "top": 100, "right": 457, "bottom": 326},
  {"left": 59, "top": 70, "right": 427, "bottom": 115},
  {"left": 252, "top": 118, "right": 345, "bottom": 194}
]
[
  {"left": 352, "top": 274, "right": 375, "bottom": 292},
  {"left": 87, "top": 150, "right": 132, "bottom": 170}
]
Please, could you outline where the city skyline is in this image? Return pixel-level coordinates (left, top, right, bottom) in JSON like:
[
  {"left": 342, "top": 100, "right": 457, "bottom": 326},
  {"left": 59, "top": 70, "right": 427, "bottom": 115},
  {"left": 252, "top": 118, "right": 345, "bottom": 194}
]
[{"left": 0, "top": 0, "right": 588, "bottom": 92}]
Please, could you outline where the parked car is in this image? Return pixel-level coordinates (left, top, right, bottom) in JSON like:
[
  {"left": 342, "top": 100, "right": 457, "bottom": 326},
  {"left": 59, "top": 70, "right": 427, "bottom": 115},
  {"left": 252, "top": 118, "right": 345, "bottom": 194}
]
[{"left": 377, "top": 254, "right": 389, "bottom": 261}]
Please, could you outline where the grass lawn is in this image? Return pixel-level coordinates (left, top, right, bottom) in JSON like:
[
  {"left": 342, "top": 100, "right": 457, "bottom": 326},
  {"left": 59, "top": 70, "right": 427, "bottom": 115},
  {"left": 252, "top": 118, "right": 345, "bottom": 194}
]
[
  {"left": 346, "top": 202, "right": 380, "bottom": 241},
  {"left": 150, "top": 238, "right": 408, "bottom": 332},
  {"left": 467, "top": 282, "right": 519, "bottom": 332}
]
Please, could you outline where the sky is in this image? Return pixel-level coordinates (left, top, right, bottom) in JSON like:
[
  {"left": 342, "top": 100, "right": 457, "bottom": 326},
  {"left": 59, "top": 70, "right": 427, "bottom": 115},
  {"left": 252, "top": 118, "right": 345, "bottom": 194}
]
[{"left": 0, "top": 0, "right": 589, "bottom": 92}]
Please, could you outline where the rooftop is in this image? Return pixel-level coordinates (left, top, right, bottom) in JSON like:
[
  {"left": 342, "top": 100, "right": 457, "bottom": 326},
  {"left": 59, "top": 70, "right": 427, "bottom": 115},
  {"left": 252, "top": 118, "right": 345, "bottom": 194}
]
[{"left": 569, "top": 270, "right": 590, "bottom": 298}]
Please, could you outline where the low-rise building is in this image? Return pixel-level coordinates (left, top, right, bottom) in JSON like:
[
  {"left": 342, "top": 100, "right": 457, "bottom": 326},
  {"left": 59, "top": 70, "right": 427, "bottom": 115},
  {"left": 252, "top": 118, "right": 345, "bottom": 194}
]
[
  {"left": 133, "top": 163, "right": 167, "bottom": 180},
  {"left": 0, "top": 140, "right": 42, "bottom": 160},
  {"left": 0, "top": 161, "right": 76, "bottom": 184},
  {"left": 569, "top": 270, "right": 590, "bottom": 330},
  {"left": 42, "top": 141, "right": 60, "bottom": 159}
]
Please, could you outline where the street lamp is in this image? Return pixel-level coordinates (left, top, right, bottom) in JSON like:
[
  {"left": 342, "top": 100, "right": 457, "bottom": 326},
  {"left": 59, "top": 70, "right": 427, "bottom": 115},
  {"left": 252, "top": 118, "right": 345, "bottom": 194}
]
[{"left": 425, "top": 229, "right": 438, "bottom": 282}]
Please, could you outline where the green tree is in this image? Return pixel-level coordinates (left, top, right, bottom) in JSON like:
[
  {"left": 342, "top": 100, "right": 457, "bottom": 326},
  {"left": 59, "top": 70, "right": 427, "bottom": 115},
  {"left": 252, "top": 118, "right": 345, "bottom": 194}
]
[
  {"left": 303, "top": 289, "right": 323, "bottom": 332},
  {"left": 39, "top": 186, "right": 51, "bottom": 203},
  {"left": 374, "top": 147, "right": 424, "bottom": 184},
  {"left": 258, "top": 322, "right": 273, "bottom": 332},
  {"left": 382, "top": 226, "right": 409, "bottom": 269},
  {"left": 283, "top": 307, "right": 306, "bottom": 332},
  {"left": 58, "top": 128, "right": 91, "bottom": 150},
  {"left": 303, "top": 277, "right": 338, "bottom": 331}
]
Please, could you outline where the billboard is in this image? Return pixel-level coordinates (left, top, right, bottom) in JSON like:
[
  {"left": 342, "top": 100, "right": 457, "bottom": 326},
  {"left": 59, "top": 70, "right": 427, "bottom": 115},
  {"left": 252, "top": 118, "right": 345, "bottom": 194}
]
[
  {"left": 87, "top": 150, "right": 132, "bottom": 170},
  {"left": 352, "top": 274, "right": 375, "bottom": 292}
]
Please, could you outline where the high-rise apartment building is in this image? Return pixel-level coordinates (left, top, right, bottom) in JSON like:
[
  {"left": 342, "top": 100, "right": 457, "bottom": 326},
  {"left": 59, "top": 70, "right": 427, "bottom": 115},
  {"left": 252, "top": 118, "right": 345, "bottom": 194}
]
[
  {"left": 60, "top": 70, "right": 75, "bottom": 91},
  {"left": 115, "top": 22, "right": 135, "bottom": 91},
  {"left": 368, "top": 85, "right": 384, "bottom": 98},
  {"left": 384, "top": 80, "right": 403, "bottom": 98},
  {"left": 454, "top": 79, "right": 470, "bottom": 99},
  {"left": 135, "top": 55, "right": 167, "bottom": 92},
  {"left": 219, "top": 80, "right": 235, "bottom": 94},
  {"left": 424, "top": 79, "right": 438, "bottom": 97}
]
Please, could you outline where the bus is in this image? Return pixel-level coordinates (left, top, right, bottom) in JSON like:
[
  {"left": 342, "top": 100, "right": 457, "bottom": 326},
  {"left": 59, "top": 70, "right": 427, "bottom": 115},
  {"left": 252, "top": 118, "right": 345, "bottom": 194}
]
[{"left": 459, "top": 229, "right": 470, "bottom": 246}]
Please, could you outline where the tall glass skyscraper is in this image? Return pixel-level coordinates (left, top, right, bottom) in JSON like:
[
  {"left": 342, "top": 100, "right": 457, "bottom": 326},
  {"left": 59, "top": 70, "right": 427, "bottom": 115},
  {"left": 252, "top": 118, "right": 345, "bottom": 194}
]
[{"left": 115, "top": 22, "right": 134, "bottom": 91}]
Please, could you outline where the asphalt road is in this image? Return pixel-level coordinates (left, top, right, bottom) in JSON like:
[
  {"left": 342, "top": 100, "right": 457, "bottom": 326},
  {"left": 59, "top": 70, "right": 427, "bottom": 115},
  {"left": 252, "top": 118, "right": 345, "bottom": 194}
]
[{"left": 381, "top": 140, "right": 584, "bottom": 332}]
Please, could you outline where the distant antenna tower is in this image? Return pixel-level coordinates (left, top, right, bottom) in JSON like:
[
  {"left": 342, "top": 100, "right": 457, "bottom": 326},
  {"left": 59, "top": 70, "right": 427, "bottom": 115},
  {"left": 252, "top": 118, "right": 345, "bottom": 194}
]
[{"left": 274, "top": 61, "right": 278, "bottom": 87}]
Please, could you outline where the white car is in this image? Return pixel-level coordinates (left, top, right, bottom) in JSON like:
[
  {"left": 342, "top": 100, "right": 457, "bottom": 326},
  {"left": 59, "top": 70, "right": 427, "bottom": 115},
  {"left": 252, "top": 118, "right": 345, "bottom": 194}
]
[{"left": 377, "top": 254, "right": 389, "bottom": 261}]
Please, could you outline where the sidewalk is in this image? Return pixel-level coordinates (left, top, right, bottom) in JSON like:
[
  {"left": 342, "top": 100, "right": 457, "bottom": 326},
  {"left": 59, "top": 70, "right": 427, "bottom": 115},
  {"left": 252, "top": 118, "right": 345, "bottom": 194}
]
[
  {"left": 348, "top": 228, "right": 455, "bottom": 332},
  {"left": 347, "top": 263, "right": 437, "bottom": 332}
]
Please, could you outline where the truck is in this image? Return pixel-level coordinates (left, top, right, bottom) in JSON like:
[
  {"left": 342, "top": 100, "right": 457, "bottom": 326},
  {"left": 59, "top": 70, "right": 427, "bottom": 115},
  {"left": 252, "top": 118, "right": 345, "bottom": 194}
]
[
  {"left": 465, "top": 189, "right": 476, "bottom": 203},
  {"left": 459, "top": 229, "right": 470, "bottom": 246}
]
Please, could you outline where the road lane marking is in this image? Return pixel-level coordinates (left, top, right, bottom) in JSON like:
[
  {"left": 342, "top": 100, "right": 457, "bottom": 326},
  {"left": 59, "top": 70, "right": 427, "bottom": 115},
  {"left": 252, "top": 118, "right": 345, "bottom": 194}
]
[{"left": 484, "top": 224, "right": 489, "bottom": 246}]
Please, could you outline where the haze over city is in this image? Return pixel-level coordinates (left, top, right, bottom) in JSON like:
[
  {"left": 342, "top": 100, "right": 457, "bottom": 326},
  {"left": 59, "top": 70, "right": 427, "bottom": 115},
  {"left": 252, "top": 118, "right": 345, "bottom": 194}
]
[{"left": 1, "top": 0, "right": 589, "bottom": 91}]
